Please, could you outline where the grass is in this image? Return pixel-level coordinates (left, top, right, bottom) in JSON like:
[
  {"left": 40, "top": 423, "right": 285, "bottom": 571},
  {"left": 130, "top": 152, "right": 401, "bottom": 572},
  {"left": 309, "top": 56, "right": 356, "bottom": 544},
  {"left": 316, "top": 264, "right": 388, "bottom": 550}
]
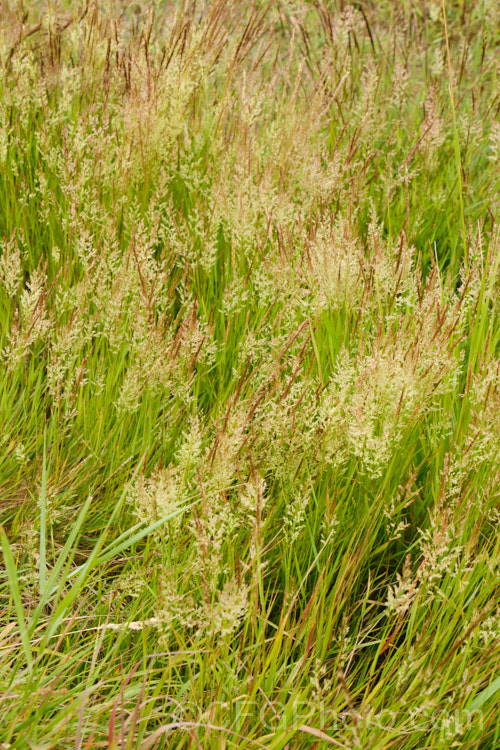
[{"left": 0, "top": 0, "right": 499, "bottom": 747}]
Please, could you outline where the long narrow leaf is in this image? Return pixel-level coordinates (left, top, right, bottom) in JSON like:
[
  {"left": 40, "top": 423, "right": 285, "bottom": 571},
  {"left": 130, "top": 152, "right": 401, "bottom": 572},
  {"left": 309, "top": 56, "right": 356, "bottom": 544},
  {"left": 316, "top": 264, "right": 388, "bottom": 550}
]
[
  {"left": 39, "top": 426, "right": 47, "bottom": 596},
  {"left": 0, "top": 527, "right": 33, "bottom": 672}
]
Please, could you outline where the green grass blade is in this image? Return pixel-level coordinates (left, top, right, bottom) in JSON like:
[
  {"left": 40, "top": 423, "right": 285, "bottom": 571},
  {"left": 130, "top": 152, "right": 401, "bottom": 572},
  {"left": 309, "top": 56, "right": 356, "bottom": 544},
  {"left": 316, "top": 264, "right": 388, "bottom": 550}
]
[
  {"left": 470, "top": 675, "right": 500, "bottom": 711},
  {"left": 0, "top": 526, "right": 33, "bottom": 672},
  {"left": 39, "top": 426, "right": 47, "bottom": 596}
]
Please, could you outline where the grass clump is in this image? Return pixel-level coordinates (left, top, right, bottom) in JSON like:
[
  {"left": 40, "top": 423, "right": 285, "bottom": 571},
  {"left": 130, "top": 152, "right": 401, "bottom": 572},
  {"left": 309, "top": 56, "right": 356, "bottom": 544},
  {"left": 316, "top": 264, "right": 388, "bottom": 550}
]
[{"left": 0, "top": 0, "right": 499, "bottom": 747}]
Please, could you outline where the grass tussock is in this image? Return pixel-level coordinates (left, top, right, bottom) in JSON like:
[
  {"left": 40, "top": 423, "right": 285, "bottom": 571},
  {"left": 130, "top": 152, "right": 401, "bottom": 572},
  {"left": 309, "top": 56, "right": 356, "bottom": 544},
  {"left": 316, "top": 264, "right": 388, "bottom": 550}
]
[{"left": 0, "top": 0, "right": 499, "bottom": 747}]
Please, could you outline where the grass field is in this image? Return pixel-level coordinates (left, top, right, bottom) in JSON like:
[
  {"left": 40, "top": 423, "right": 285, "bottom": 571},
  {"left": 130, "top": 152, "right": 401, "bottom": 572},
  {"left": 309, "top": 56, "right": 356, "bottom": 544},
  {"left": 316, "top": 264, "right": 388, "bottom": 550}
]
[{"left": 1, "top": 1, "right": 499, "bottom": 747}]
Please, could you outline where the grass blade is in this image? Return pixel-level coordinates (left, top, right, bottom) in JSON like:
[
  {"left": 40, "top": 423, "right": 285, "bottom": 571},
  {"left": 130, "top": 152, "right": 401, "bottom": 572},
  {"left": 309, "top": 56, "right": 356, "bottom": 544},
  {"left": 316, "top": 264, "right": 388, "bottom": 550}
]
[
  {"left": 39, "top": 426, "right": 47, "bottom": 596},
  {"left": 0, "top": 526, "right": 33, "bottom": 672}
]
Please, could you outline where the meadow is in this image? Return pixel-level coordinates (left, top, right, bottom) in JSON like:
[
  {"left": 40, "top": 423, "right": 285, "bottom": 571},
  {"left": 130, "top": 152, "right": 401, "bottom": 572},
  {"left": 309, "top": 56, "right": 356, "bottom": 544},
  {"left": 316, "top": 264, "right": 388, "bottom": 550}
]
[{"left": 0, "top": 1, "right": 499, "bottom": 747}]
